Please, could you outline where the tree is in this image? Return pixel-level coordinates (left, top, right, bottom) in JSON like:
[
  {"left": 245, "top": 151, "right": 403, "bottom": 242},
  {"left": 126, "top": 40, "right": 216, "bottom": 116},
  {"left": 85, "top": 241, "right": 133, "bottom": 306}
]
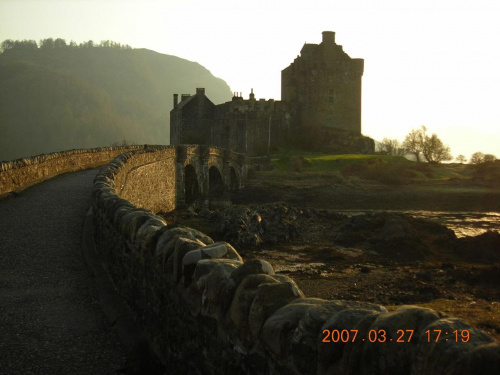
[
  {"left": 483, "top": 154, "right": 497, "bottom": 163},
  {"left": 403, "top": 126, "right": 452, "bottom": 164},
  {"left": 422, "top": 133, "right": 452, "bottom": 163},
  {"left": 455, "top": 155, "right": 467, "bottom": 164},
  {"left": 79, "top": 40, "right": 94, "bottom": 48},
  {"left": 0, "top": 39, "right": 15, "bottom": 53},
  {"left": 40, "top": 38, "right": 55, "bottom": 49},
  {"left": 470, "top": 152, "right": 484, "bottom": 165},
  {"left": 379, "top": 138, "right": 406, "bottom": 156},
  {"left": 15, "top": 40, "right": 38, "bottom": 50},
  {"left": 54, "top": 38, "right": 67, "bottom": 48},
  {"left": 403, "top": 126, "right": 426, "bottom": 162}
]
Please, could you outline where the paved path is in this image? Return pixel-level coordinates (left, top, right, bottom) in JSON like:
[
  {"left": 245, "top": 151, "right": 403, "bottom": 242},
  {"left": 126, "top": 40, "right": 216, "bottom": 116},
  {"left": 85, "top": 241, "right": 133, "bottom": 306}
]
[{"left": 0, "top": 169, "right": 128, "bottom": 375}]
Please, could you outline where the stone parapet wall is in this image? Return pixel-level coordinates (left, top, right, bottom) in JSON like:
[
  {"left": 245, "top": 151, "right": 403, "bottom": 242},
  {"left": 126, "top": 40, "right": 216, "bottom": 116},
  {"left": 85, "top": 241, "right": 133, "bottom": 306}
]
[
  {"left": 0, "top": 146, "right": 145, "bottom": 196},
  {"left": 110, "top": 146, "right": 177, "bottom": 213},
  {"left": 91, "top": 148, "right": 499, "bottom": 374}
]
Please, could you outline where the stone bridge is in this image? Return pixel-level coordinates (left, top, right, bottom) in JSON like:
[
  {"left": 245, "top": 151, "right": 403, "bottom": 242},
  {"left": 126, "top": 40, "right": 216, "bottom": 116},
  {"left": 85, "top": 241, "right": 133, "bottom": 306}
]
[
  {"left": 103, "top": 145, "right": 251, "bottom": 212},
  {"left": 0, "top": 144, "right": 258, "bottom": 211},
  {"left": 1, "top": 146, "right": 499, "bottom": 374}
]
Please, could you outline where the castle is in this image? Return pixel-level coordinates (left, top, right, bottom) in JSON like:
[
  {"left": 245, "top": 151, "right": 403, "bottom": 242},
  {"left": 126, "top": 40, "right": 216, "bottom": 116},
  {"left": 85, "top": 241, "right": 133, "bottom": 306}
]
[{"left": 170, "top": 31, "right": 374, "bottom": 156}]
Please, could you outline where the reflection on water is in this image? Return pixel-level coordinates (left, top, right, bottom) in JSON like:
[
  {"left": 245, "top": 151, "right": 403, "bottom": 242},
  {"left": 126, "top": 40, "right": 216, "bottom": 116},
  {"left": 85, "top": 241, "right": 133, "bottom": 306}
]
[{"left": 336, "top": 210, "right": 500, "bottom": 238}]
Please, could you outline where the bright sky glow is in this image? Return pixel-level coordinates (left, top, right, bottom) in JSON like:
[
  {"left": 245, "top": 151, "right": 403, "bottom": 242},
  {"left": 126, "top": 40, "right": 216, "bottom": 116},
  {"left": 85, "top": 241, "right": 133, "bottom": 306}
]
[{"left": 1, "top": 0, "right": 499, "bottom": 158}]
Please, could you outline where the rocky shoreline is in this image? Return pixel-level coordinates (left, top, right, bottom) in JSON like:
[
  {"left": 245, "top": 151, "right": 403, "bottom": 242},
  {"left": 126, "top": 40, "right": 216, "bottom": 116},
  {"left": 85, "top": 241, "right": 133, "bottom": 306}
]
[{"left": 160, "top": 202, "right": 500, "bottom": 340}]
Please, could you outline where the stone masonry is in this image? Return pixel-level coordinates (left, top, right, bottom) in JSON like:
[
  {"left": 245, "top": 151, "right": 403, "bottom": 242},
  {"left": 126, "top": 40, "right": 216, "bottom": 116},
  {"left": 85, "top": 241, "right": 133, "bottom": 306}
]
[{"left": 170, "top": 32, "right": 374, "bottom": 156}]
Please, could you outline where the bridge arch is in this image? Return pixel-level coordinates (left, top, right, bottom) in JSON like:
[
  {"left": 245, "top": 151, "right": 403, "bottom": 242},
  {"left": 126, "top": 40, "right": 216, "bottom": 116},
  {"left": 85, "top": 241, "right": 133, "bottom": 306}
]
[
  {"left": 184, "top": 164, "right": 200, "bottom": 204},
  {"left": 208, "top": 166, "right": 224, "bottom": 199},
  {"left": 229, "top": 166, "right": 239, "bottom": 191}
]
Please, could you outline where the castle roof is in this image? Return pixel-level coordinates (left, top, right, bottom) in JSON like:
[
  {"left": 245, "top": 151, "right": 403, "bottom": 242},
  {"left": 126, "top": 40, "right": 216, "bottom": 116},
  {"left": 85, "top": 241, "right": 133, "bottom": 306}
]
[
  {"left": 300, "top": 43, "right": 317, "bottom": 55},
  {"left": 176, "top": 95, "right": 196, "bottom": 110}
]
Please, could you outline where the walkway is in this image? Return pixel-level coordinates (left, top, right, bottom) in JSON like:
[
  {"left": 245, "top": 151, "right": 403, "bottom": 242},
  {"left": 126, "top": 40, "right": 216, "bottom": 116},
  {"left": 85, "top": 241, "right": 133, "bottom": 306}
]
[{"left": 0, "top": 169, "right": 128, "bottom": 374}]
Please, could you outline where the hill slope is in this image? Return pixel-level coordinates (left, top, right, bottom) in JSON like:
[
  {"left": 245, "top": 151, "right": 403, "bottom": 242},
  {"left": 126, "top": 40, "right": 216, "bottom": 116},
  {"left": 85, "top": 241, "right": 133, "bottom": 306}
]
[{"left": 0, "top": 46, "right": 232, "bottom": 160}]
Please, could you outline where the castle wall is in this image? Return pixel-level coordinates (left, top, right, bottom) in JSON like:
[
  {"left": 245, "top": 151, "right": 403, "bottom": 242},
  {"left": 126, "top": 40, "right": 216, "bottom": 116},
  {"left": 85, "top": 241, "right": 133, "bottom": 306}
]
[{"left": 91, "top": 147, "right": 498, "bottom": 374}]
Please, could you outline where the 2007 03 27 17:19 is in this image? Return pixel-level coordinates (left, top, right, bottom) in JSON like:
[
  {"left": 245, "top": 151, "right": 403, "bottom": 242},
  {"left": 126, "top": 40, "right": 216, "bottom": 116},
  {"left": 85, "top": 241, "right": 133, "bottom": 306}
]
[{"left": 321, "top": 329, "right": 470, "bottom": 343}]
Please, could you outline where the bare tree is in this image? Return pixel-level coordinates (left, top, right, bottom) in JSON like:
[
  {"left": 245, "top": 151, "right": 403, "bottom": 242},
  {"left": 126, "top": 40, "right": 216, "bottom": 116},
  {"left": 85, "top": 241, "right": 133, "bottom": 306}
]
[
  {"left": 379, "top": 138, "right": 406, "bottom": 156},
  {"left": 403, "top": 126, "right": 425, "bottom": 162},
  {"left": 422, "top": 133, "right": 452, "bottom": 163},
  {"left": 455, "top": 155, "right": 467, "bottom": 164},
  {"left": 403, "top": 126, "right": 452, "bottom": 164}
]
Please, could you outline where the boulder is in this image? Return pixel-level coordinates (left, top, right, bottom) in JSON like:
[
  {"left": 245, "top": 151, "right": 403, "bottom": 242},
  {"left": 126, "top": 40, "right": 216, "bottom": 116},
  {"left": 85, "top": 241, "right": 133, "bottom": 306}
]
[
  {"left": 412, "top": 317, "right": 495, "bottom": 375},
  {"left": 248, "top": 278, "right": 304, "bottom": 339}
]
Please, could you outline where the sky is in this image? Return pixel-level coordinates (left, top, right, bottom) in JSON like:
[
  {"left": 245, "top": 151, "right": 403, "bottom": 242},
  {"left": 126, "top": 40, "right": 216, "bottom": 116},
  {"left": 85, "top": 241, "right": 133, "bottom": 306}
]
[{"left": 1, "top": 0, "right": 499, "bottom": 158}]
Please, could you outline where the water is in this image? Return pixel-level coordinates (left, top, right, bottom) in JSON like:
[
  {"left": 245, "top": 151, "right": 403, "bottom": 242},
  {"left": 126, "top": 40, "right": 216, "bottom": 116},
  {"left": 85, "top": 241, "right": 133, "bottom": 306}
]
[{"left": 335, "top": 210, "right": 500, "bottom": 238}]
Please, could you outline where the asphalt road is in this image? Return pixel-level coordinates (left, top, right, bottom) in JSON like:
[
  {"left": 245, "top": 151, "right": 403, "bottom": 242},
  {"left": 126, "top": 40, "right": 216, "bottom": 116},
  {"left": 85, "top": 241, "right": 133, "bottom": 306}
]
[{"left": 0, "top": 169, "right": 128, "bottom": 375}]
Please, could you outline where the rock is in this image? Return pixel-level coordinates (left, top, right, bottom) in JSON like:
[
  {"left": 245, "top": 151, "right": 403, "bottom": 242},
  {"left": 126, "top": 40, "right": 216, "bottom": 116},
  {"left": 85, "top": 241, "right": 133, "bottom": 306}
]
[
  {"left": 338, "top": 313, "right": 380, "bottom": 374},
  {"left": 412, "top": 317, "right": 495, "bottom": 375},
  {"left": 357, "top": 305, "right": 443, "bottom": 375},
  {"left": 160, "top": 225, "right": 213, "bottom": 246},
  {"left": 228, "top": 274, "right": 281, "bottom": 343},
  {"left": 461, "top": 342, "right": 500, "bottom": 374},
  {"left": 336, "top": 212, "right": 456, "bottom": 260},
  {"left": 200, "top": 202, "right": 313, "bottom": 248},
  {"left": 215, "top": 259, "right": 276, "bottom": 323},
  {"left": 182, "top": 242, "right": 243, "bottom": 285},
  {"left": 455, "top": 231, "right": 500, "bottom": 262},
  {"left": 318, "top": 309, "right": 382, "bottom": 374},
  {"left": 200, "top": 261, "right": 240, "bottom": 319},
  {"left": 291, "top": 299, "right": 387, "bottom": 375},
  {"left": 171, "top": 237, "right": 206, "bottom": 283},
  {"left": 230, "top": 259, "right": 276, "bottom": 286},
  {"left": 262, "top": 299, "right": 327, "bottom": 359},
  {"left": 119, "top": 210, "right": 155, "bottom": 243},
  {"left": 135, "top": 218, "right": 167, "bottom": 253},
  {"left": 248, "top": 278, "right": 304, "bottom": 339},
  {"left": 113, "top": 205, "right": 135, "bottom": 229}
]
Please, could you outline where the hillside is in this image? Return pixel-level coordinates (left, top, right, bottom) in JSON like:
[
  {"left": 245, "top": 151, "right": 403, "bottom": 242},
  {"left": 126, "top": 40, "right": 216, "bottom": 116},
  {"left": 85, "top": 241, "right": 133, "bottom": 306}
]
[{"left": 0, "top": 45, "right": 232, "bottom": 161}]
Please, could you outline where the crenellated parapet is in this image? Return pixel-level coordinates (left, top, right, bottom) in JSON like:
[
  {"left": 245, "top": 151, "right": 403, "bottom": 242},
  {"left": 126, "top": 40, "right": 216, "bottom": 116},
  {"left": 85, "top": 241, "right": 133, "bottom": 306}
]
[{"left": 90, "top": 147, "right": 499, "bottom": 374}]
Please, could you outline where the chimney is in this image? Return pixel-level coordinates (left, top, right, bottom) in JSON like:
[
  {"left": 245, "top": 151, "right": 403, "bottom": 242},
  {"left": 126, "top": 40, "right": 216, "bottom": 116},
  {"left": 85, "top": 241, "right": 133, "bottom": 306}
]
[
  {"left": 249, "top": 88, "right": 255, "bottom": 101},
  {"left": 173, "top": 94, "right": 178, "bottom": 108},
  {"left": 196, "top": 88, "right": 205, "bottom": 96},
  {"left": 181, "top": 94, "right": 191, "bottom": 101},
  {"left": 322, "top": 31, "right": 335, "bottom": 44}
]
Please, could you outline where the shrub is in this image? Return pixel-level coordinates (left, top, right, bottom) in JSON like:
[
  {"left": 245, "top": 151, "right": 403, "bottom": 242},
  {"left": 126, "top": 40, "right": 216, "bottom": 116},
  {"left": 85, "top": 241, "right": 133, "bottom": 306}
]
[
  {"left": 342, "top": 162, "right": 368, "bottom": 177},
  {"left": 291, "top": 156, "right": 308, "bottom": 172},
  {"left": 412, "top": 162, "right": 433, "bottom": 178},
  {"left": 342, "top": 161, "right": 414, "bottom": 185}
]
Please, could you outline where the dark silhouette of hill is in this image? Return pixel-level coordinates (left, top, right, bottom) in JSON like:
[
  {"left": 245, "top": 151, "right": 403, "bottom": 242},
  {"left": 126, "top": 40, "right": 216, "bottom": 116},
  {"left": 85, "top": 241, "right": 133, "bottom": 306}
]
[{"left": 0, "top": 44, "right": 232, "bottom": 161}]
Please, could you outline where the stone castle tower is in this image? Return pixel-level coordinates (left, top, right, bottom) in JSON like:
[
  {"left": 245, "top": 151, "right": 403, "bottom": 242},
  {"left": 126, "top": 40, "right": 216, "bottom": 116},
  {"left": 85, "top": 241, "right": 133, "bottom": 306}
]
[
  {"left": 170, "top": 32, "right": 373, "bottom": 155},
  {"left": 281, "top": 31, "right": 364, "bottom": 134}
]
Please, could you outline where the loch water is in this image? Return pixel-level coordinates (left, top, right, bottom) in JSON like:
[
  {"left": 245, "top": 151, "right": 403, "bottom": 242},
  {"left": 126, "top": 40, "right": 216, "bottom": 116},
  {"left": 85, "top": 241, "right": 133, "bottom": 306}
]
[{"left": 336, "top": 210, "right": 500, "bottom": 238}]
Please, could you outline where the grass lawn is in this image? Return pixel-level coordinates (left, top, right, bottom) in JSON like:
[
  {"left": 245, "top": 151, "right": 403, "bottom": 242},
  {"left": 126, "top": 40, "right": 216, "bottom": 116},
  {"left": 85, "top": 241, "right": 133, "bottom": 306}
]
[{"left": 272, "top": 153, "right": 411, "bottom": 173}]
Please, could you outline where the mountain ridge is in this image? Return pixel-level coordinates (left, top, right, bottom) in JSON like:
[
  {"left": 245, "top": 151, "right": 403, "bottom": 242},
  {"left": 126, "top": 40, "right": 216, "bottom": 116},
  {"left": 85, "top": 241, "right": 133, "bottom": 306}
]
[{"left": 0, "top": 44, "right": 232, "bottom": 161}]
